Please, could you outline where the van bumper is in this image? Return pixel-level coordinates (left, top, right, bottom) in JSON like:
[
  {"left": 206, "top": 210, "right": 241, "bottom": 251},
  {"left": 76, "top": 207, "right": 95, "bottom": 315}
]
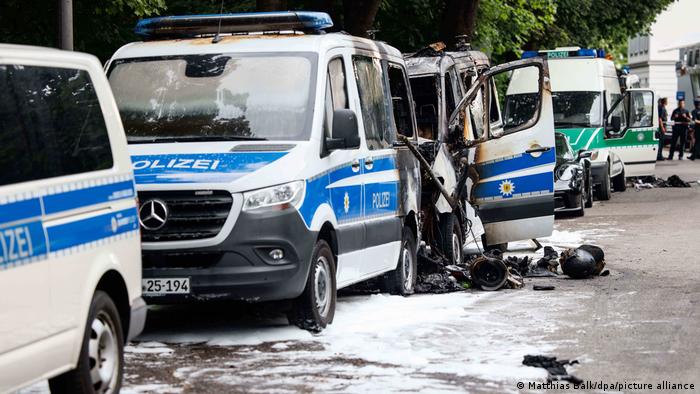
[
  {"left": 127, "top": 297, "right": 147, "bottom": 341},
  {"left": 142, "top": 208, "right": 317, "bottom": 304}
]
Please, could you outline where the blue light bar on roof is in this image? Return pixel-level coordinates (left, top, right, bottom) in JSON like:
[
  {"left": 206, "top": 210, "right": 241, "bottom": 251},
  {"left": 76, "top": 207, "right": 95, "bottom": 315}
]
[
  {"left": 135, "top": 11, "right": 334, "bottom": 40},
  {"left": 521, "top": 48, "right": 607, "bottom": 60}
]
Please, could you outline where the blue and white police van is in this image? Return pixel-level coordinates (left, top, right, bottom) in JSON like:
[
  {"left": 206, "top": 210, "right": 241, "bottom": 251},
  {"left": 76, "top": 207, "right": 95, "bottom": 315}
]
[
  {"left": 106, "top": 12, "right": 421, "bottom": 331},
  {"left": 0, "top": 44, "right": 145, "bottom": 393}
]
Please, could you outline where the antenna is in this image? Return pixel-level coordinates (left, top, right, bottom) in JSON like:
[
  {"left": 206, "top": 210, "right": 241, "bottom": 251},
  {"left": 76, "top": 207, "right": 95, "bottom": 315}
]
[{"left": 212, "top": 0, "right": 225, "bottom": 43}]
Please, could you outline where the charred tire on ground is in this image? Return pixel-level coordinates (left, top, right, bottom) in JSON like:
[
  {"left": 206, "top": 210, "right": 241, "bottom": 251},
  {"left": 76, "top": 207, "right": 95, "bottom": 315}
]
[
  {"left": 613, "top": 168, "right": 626, "bottom": 192},
  {"left": 585, "top": 168, "right": 594, "bottom": 208},
  {"left": 438, "top": 213, "right": 463, "bottom": 264},
  {"left": 288, "top": 240, "right": 336, "bottom": 332},
  {"left": 49, "top": 291, "right": 124, "bottom": 394},
  {"left": 382, "top": 227, "right": 417, "bottom": 296},
  {"left": 596, "top": 163, "right": 612, "bottom": 201}
]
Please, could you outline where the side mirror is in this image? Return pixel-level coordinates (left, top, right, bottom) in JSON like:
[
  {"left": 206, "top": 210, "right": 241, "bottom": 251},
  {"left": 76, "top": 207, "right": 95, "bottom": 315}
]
[
  {"left": 608, "top": 115, "right": 622, "bottom": 134},
  {"left": 577, "top": 149, "right": 592, "bottom": 159},
  {"left": 326, "top": 109, "right": 360, "bottom": 151}
]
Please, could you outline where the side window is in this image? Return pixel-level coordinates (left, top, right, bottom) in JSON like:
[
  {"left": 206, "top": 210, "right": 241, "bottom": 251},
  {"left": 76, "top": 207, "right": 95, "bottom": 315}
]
[
  {"left": 324, "top": 57, "right": 348, "bottom": 138},
  {"left": 387, "top": 64, "right": 414, "bottom": 137},
  {"left": 353, "top": 56, "right": 393, "bottom": 150},
  {"left": 608, "top": 92, "right": 627, "bottom": 131},
  {"left": 445, "top": 69, "right": 457, "bottom": 117},
  {"left": 0, "top": 65, "right": 113, "bottom": 187},
  {"left": 469, "top": 86, "right": 487, "bottom": 140},
  {"left": 629, "top": 91, "right": 653, "bottom": 128},
  {"left": 500, "top": 65, "right": 542, "bottom": 132}
]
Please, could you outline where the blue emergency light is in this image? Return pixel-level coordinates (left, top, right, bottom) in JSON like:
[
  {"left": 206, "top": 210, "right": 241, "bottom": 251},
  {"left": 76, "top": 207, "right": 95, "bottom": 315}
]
[
  {"left": 134, "top": 11, "right": 334, "bottom": 40},
  {"left": 521, "top": 48, "right": 606, "bottom": 59}
]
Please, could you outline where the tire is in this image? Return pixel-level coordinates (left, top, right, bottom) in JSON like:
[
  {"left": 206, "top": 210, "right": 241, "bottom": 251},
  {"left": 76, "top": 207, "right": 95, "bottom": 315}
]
[
  {"left": 584, "top": 168, "right": 594, "bottom": 208},
  {"left": 612, "top": 168, "right": 627, "bottom": 192},
  {"left": 49, "top": 291, "right": 124, "bottom": 394},
  {"left": 438, "top": 212, "right": 463, "bottom": 264},
  {"left": 288, "top": 240, "right": 336, "bottom": 332},
  {"left": 382, "top": 227, "right": 417, "bottom": 296},
  {"left": 596, "top": 163, "right": 612, "bottom": 201},
  {"left": 573, "top": 192, "right": 585, "bottom": 217}
]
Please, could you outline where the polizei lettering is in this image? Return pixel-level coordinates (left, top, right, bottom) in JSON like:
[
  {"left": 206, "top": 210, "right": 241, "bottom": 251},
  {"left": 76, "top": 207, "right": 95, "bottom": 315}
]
[
  {"left": 132, "top": 158, "right": 221, "bottom": 171},
  {"left": 0, "top": 225, "right": 35, "bottom": 264},
  {"left": 372, "top": 192, "right": 391, "bottom": 209}
]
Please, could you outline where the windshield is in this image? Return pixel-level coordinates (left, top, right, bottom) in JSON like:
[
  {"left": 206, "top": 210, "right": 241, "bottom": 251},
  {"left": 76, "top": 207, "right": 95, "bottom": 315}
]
[
  {"left": 505, "top": 91, "right": 602, "bottom": 128},
  {"left": 108, "top": 53, "right": 317, "bottom": 142},
  {"left": 555, "top": 133, "right": 574, "bottom": 161}
]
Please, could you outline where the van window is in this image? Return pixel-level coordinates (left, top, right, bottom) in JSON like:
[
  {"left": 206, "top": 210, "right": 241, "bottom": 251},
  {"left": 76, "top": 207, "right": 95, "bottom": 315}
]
[
  {"left": 470, "top": 86, "right": 487, "bottom": 139},
  {"left": 109, "top": 53, "right": 317, "bottom": 142},
  {"left": 409, "top": 75, "right": 439, "bottom": 140},
  {"left": 608, "top": 92, "right": 627, "bottom": 130},
  {"left": 629, "top": 91, "right": 653, "bottom": 128},
  {"left": 0, "top": 65, "right": 113, "bottom": 187},
  {"left": 324, "top": 57, "right": 348, "bottom": 138},
  {"left": 445, "top": 70, "right": 457, "bottom": 117},
  {"left": 353, "top": 56, "right": 393, "bottom": 150},
  {"left": 387, "top": 64, "right": 413, "bottom": 137}
]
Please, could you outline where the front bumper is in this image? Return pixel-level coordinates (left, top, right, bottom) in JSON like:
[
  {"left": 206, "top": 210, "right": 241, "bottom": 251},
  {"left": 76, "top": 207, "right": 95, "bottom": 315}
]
[
  {"left": 142, "top": 207, "right": 317, "bottom": 303},
  {"left": 554, "top": 177, "right": 583, "bottom": 212},
  {"left": 127, "top": 297, "right": 147, "bottom": 341}
]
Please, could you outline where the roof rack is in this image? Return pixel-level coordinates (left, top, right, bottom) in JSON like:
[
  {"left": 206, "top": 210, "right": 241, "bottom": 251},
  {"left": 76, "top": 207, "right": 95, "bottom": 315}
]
[{"left": 134, "top": 11, "right": 334, "bottom": 40}]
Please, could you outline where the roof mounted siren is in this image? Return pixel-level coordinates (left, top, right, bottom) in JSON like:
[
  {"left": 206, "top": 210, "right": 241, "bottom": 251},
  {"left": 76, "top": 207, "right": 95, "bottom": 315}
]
[
  {"left": 521, "top": 47, "right": 607, "bottom": 60},
  {"left": 134, "top": 11, "right": 334, "bottom": 41},
  {"left": 454, "top": 35, "right": 472, "bottom": 51}
]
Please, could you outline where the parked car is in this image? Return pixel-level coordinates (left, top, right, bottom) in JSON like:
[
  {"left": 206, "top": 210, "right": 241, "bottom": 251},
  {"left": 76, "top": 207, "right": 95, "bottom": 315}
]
[
  {"left": 0, "top": 44, "right": 145, "bottom": 393},
  {"left": 106, "top": 12, "right": 421, "bottom": 332},
  {"left": 554, "top": 132, "right": 593, "bottom": 216}
]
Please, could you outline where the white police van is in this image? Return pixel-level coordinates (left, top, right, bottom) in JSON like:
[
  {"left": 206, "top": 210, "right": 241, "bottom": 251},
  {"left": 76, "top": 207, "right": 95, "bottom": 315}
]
[
  {"left": 0, "top": 45, "right": 145, "bottom": 393},
  {"left": 509, "top": 47, "right": 658, "bottom": 200},
  {"left": 106, "top": 12, "right": 421, "bottom": 331}
]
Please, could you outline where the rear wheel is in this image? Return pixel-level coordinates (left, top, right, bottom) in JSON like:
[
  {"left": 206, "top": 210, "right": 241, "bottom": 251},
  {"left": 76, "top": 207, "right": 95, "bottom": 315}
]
[
  {"left": 288, "top": 240, "right": 336, "bottom": 332},
  {"left": 574, "top": 192, "right": 585, "bottom": 217},
  {"left": 584, "top": 167, "right": 594, "bottom": 208},
  {"left": 382, "top": 227, "right": 417, "bottom": 295},
  {"left": 438, "top": 213, "right": 462, "bottom": 264},
  {"left": 49, "top": 291, "right": 123, "bottom": 394},
  {"left": 596, "top": 163, "right": 612, "bottom": 201},
  {"left": 613, "top": 168, "right": 627, "bottom": 192}
]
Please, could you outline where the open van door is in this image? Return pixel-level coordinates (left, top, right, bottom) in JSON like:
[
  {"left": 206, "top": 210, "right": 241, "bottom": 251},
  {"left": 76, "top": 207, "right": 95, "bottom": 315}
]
[
  {"left": 604, "top": 88, "right": 658, "bottom": 177},
  {"left": 449, "top": 58, "right": 555, "bottom": 246}
]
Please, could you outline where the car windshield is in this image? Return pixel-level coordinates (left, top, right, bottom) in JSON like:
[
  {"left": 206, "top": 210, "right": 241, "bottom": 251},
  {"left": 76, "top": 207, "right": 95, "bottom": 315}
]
[
  {"left": 108, "top": 53, "right": 317, "bottom": 142},
  {"left": 555, "top": 134, "right": 574, "bottom": 161},
  {"left": 505, "top": 91, "right": 602, "bottom": 128}
]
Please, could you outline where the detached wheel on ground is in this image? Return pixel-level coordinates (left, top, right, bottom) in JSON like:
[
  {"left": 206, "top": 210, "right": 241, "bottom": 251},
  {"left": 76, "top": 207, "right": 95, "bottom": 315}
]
[
  {"left": 612, "top": 168, "right": 627, "bottom": 192},
  {"left": 288, "top": 240, "right": 336, "bottom": 332},
  {"left": 438, "top": 212, "right": 463, "bottom": 264},
  {"left": 382, "top": 226, "right": 417, "bottom": 296},
  {"left": 49, "top": 290, "right": 124, "bottom": 394},
  {"left": 596, "top": 163, "right": 612, "bottom": 201}
]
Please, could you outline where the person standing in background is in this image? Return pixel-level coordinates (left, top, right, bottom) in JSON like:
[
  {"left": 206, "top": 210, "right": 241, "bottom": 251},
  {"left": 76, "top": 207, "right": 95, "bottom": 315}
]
[
  {"left": 669, "top": 99, "right": 691, "bottom": 160},
  {"left": 657, "top": 97, "right": 668, "bottom": 161},
  {"left": 689, "top": 98, "right": 700, "bottom": 160}
]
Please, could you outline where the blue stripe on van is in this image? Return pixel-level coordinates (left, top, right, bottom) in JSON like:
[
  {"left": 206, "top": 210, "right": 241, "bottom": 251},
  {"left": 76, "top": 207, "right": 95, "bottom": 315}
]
[
  {"left": 43, "top": 181, "right": 135, "bottom": 215},
  {"left": 0, "top": 220, "right": 48, "bottom": 268},
  {"left": 0, "top": 198, "right": 43, "bottom": 226},
  {"left": 474, "top": 172, "right": 554, "bottom": 200},
  {"left": 476, "top": 149, "right": 555, "bottom": 179},
  {"left": 46, "top": 207, "right": 139, "bottom": 252}
]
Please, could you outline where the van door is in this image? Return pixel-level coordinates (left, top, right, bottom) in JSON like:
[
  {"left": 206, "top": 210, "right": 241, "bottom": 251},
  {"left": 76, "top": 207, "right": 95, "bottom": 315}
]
[
  {"left": 605, "top": 89, "right": 658, "bottom": 177},
  {"left": 450, "top": 58, "right": 556, "bottom": 245}
]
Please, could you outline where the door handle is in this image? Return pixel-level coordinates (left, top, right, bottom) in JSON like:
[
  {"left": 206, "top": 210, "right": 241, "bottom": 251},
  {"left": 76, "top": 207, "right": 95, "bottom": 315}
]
[
  {"left": 525, "top": 146, "right": 551, "bottom": 154},
  {"left": 364, "top": 157, "right": 374, "bottom": 170},
  {"left": 351, "top": 159, "right": 361, "bottom": 172}
]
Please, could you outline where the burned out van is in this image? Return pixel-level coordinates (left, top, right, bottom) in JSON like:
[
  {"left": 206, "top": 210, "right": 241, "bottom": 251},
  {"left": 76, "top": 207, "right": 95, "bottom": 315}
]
[{"left": 106, "top": 12, "right": 421, "bottom": 332}]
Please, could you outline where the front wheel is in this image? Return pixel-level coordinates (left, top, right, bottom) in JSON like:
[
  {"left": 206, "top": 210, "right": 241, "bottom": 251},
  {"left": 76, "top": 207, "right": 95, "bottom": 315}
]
[
  {"left": 438, "top": 213, "right": 463, "bottom": 264},
  {"left": 612, "top": 168, "right": 627, "bottom": 192},
  {"left": 584, "top": 168, "right": 594, "bottom": 208},
  {"left": 382, "top": 227, "right": 417, "bottom": 295},
  {"left": 288, "top": 240, "right": 336, "bottom": 332},
  {"left": 596, "top": 163, "right": 612, "bottom": 201},
  {"left": 573, "top": 192, "right": 585, "bottom": 217},
  {"left": 49, "top": 291, "right": 124, "bottom": 394}
]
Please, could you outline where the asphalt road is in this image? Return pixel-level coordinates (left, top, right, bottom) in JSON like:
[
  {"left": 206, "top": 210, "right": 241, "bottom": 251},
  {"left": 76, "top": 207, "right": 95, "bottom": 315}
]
[{"left": 25, "top": 158, "right": 700, "bottom": 394}]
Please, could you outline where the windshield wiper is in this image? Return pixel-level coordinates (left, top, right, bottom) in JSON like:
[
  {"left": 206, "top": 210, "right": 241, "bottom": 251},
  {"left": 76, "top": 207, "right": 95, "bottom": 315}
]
[{"left": 128, "top": 135, "right": 268, "bottom": 144}]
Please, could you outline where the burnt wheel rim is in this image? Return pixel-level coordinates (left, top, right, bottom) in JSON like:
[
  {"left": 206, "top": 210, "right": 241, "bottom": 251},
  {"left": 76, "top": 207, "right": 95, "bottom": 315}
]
[
  {"left": 88, "top": 311, "right": 119, "bottom": 393},
  {"left": 314, "top": 256, "right": 332, "bottom": 319},
  {"left": 452, "top": 231, "right": 462, "bottom": 264},
  {"left": 401, "top": 244, "right": 414, "bottom": 292}
]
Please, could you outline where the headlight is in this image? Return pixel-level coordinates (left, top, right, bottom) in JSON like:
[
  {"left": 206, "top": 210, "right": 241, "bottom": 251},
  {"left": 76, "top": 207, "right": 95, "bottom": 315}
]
[
  {"left": 243, "top": 181, "right": 305, "bottom": 211},
  {"left": 556, "top": 165, "right": 574, "bottom": 181}
]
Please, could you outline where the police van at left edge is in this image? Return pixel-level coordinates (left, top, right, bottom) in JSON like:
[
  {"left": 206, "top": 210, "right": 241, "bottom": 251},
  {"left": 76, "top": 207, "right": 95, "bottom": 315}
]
[{"left": 106, "top": 12, "right": 421, "bottom": 331}]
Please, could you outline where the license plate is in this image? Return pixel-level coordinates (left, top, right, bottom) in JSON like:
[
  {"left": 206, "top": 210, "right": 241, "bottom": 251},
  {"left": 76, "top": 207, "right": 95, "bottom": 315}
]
[{"left": 142, "top": 278, "right": 190, "bottom": 295}]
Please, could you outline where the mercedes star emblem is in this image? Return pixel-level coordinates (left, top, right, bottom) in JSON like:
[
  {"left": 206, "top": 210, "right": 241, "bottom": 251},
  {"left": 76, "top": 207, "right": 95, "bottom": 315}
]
[{"left": 138, "top": 199, "right": 169, "bottom": 231}]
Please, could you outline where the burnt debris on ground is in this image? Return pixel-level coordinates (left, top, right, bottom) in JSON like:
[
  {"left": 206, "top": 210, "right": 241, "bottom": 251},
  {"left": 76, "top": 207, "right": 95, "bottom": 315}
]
[
  {"left": 632, "top": 174, "right": 693, "bottom": 189},
  {"left": 522, "top": 355, "right": 582, "bottom": 384}
]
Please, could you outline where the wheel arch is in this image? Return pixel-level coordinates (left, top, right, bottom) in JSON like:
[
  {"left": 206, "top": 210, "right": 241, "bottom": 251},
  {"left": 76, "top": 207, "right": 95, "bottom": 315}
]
[
  {"left": 317, "top": 222, "right": 338, "bottom": 269},
  {"left": 95, "top": 270, "right": 130, "bottom": 344}
]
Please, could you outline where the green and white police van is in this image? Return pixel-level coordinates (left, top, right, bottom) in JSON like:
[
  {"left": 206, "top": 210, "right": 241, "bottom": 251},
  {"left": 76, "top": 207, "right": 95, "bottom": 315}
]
[{"left": 507, "top": 47, "right": 658, "bottom": 200}]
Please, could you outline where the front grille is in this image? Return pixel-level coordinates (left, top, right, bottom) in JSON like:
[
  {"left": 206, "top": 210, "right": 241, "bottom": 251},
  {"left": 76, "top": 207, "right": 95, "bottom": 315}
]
[
  {"left": 143, "top": 252, "right": 224, "bottom": 269},
  {"left": 138, "top": 190, "right": 233, "bottom": 242}
]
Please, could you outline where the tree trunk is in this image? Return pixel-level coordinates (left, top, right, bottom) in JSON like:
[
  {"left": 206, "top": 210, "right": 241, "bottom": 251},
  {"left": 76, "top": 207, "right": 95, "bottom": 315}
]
[
  {"left": 256, "top": 0, "right": 288, "bottom": 12},
  {"left": 342, "top": 0, "right": 381, "bottom": 38},
  {"left": 439, "top": 0, "right": 480, "bottom": 49}
]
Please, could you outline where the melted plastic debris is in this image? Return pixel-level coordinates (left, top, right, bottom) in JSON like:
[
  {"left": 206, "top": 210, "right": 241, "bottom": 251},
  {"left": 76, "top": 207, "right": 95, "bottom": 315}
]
[{"left": 522, "top": 355, "right": 582, "bottom": 384}]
